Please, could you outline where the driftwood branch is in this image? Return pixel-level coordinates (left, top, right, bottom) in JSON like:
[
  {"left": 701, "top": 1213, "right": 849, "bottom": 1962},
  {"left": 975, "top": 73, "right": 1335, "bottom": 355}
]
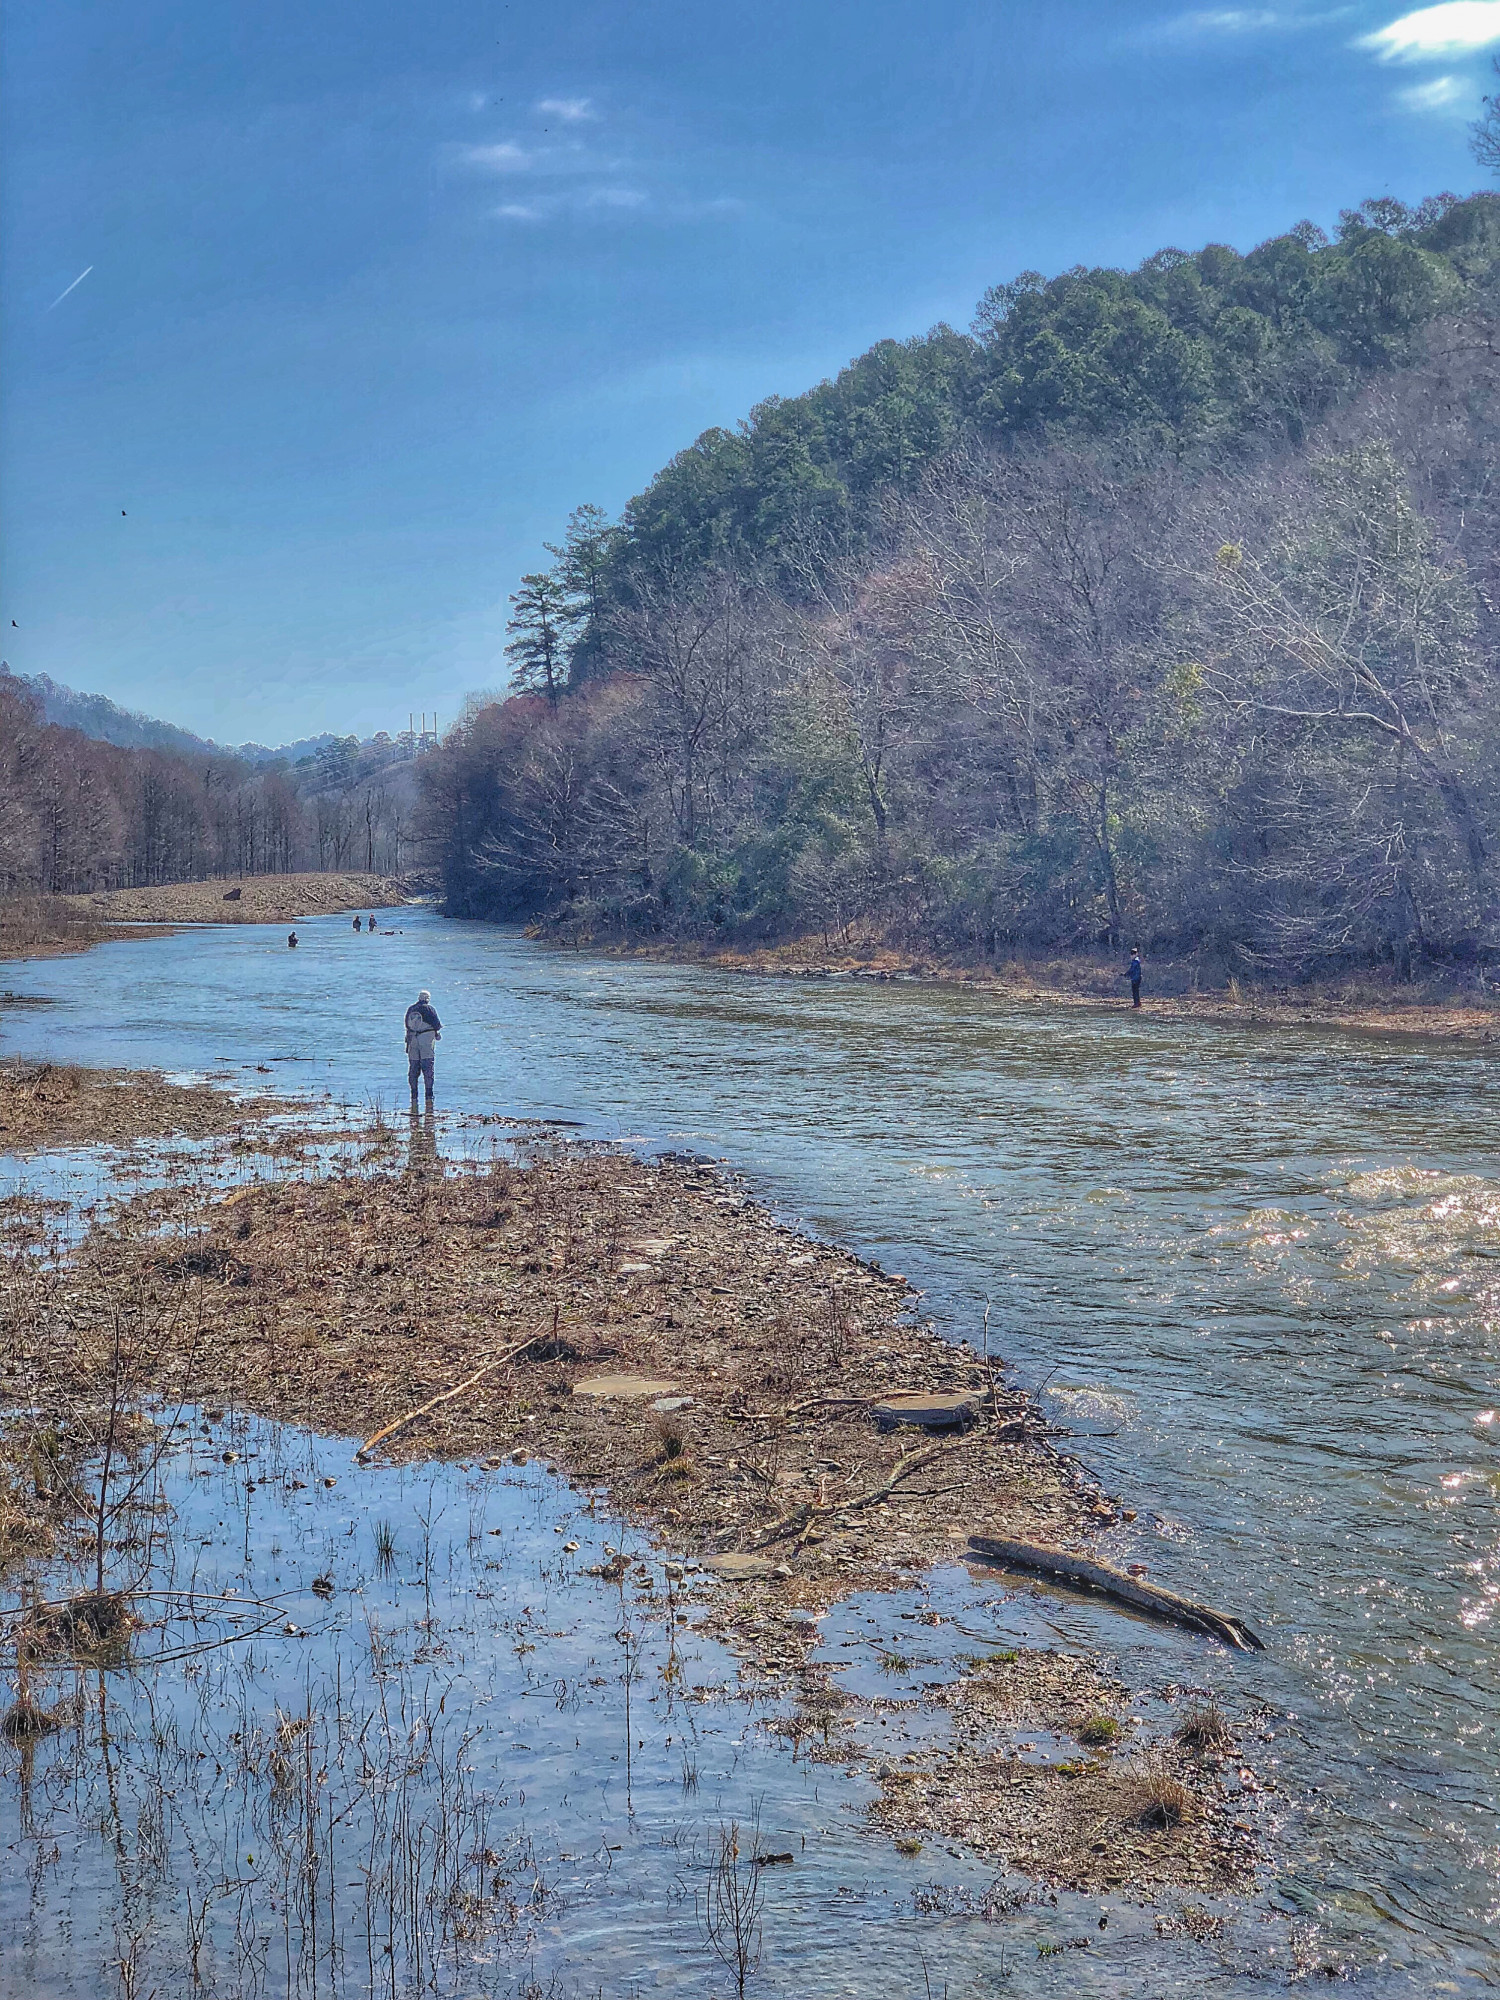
[
  {"left": 722, "top": 1395, "right": 874, "bottom": 1424},
  {"left": 354, "top": 1317, "right": 555, "bottom": 1461},
  {"left": 736, "top": 1440, "right": 952, "bottom": 1552},
  {"left": 966, "top": 1536, "right": 1264, "bottom": 1653}
]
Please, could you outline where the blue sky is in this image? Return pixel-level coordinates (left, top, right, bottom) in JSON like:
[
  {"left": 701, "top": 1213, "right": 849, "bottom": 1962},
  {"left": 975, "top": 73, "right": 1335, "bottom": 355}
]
[{"left": 3, "top": 0, "right": 1497, "bottom": 744}]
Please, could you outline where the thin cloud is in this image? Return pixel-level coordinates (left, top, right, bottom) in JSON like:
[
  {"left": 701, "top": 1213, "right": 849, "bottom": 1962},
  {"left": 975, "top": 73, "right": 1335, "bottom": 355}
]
[
  {"left": 586, "top": 185, "right": 647, "bottom": 209},
  {"left": 1142, "top": 6, "right": 1348, "bottom": 41},
  {"left": 461, "top": 141, "right": 532, "bottom": 172},
  {"left": 1395, "top": 67, "right": 1470, "bottom": 101},
  {"left": 495, "top": 203, "right": 543, "bottom": 222},
  {"left": 536, "top": 96, "right": 595, "bottom": 121},
  {"left": 1165, "top": 9, "right": 1285, "bottom": 32},
  {"left": 1359, "top": 1, "right": 1500, "bottom": 58}
]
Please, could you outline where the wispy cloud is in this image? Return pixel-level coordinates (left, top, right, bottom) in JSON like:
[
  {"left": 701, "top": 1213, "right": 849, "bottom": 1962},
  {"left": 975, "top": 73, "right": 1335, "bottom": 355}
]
[
  {"left": 461, "top": 141, "right": 532, "bottom": 172},
  {"left": 1161, "top": 9, "right": 1285, "bottom": 33},
  {"left": 1359, "top": 0, "right": 1500, "bottom": 58},
  {"left": 452, "top": 98, "right": 739, "bottom": 230},
  {"left": 1395, "top": 67, "right": 1470, "bottom": 101},
  {"left": 493, "top": 185, "right": 649, "bottom": 223},
  {"left": 1141, "top": 5, "right": 1349, "bottom": 42}
]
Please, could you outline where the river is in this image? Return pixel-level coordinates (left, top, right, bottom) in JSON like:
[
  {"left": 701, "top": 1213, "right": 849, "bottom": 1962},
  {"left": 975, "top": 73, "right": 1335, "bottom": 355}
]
[{"left": 3, "top": 907, "right": 1498, "bottom": 1993}]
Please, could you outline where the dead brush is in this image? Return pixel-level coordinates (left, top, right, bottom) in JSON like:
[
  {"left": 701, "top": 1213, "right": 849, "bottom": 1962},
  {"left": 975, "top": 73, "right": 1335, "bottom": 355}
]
[
  {"left": 820, "top": 1288, "right": 856, "bottom": 1370},
  {"left": 2, "top": 1693, "right": 66, "bottom": 1743},
  {"left": 20, "top": 1588, "right": 136, "bottom": 1665},
  {"left": 761, "top": 1312, "right": 814, "bottom": 1397},
  {"left": 268, "top": 1706, "right": 314, "bottom": 1790},
  {"left": 651, "top": 1410, "right": 688, "bottom": 1462},
  {"left": 1174, "top": 1702, "right": 1232, "bottom": 1755},
  {"left": 1114, "top": 1752, "right": 1200, "bottom": 1833}
]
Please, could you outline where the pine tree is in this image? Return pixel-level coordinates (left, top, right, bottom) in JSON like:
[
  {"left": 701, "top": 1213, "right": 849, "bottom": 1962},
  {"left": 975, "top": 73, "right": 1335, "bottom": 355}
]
[{"left": 505, "top": 571, "right": 572, "bottom": 703}]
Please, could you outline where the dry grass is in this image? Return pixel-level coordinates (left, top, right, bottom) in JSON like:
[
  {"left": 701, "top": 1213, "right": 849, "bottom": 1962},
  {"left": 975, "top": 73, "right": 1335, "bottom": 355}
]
[
  {"left": 1114, "top": 1754, "right": 1201, "bottom": 1832},
  {"left": 20, "top": 1588, "right": 137, "bottom": 1664},
  {"left": 0, "top": 894, "right": 164, "bottom": 963},
  {"left": 651, "top": 1409, "right": 688, "bottom": 1459},
  {"left": 0, "top": 1058, "right": 299, "bottom": 1154},
  {"left": 1175, "top": 1702, "right": 1233, "bottom": 1755},
  {"left": 1, "top": 1694, "right": 64, "bottom": 1742},
  {"left": 58, "top": 872, "right": 405, "bottom": 928}
]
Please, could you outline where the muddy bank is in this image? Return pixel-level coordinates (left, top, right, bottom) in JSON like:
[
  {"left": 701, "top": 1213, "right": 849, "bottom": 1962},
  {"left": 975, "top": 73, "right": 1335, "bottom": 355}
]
[
  {"left": 578, "top": 933, "right": 1500, "bottom": 1044},
  {"left": 0, "top": 1114, "right": 1267, "bottom": 1895},
  {"left": 0, "top": 1058, "right": 302, "bottom": 1154}
]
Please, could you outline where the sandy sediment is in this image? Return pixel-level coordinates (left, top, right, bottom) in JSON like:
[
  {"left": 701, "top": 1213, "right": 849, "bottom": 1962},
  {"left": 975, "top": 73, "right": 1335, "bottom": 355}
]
[
  {"left": 0, "top": 1111, "right": 1266, "bottom": 1895},
  {"left": 0, "top": 875, "right": 408, "bottom": 963},
  {"left": 0, "top": 1059, "right": 302, "bottom": 1155},
  {"left": 60, "top": 871, "right": 406, "bottom": 927}
]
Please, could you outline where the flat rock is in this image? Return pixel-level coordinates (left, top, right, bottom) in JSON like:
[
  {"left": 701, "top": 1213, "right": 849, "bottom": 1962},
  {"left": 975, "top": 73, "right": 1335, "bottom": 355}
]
[
  {"left": 873, "top": 1390, "right": 980, "bottom": 1431},
  {"left": 572, "top": 1374, "right": 681, "bottom": 1401},
  {"left": 626, "top": 1237, "right": 675, "bottom": 1258},
  {"left": 651, "top": 1395, "right": 694, "bottom": 1413}
]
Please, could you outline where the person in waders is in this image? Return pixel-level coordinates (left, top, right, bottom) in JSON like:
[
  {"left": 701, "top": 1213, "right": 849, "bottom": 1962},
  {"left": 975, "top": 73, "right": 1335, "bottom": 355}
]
[
  {"left": 1128, "top": 949, "right": 1143, "bottom": 1008},
  {"left": 404, "top": 989, "right": 441, "bottom": 1109},
  {"left": 287, "top": 930, "right": 298, "bottom": 949},
  {"left": 353, "top": 915, "right": 362, "bottom": 932}
]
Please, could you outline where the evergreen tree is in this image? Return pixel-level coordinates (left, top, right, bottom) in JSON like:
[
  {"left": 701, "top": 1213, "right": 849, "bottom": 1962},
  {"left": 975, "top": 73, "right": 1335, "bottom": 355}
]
[
  {"left": 546, "top": 505, "right": 623, "bottom": 681},
  {"left": 505, "top": 571, "right": 573, "bottom": 703}
]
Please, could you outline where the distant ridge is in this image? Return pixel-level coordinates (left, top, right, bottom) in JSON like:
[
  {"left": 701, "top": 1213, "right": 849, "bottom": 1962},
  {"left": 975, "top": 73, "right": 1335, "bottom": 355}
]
[{"left": 0, "top": 665, "right": 337, "bottom": 765}]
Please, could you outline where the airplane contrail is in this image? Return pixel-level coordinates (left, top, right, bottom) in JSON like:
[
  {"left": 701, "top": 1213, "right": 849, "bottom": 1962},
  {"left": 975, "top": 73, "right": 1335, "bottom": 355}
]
[{"left": 46, "top": 265, "right": 94, "bottom": 311}]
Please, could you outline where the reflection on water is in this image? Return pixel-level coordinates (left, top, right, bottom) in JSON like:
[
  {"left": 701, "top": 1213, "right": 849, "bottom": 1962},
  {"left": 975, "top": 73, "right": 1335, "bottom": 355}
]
[
  {"left": 2, "top": 1414, "right": 1291, "bottom": 1999},
  {"left": 3, "top": 909, "right": 1499, "bottom": 1989}
]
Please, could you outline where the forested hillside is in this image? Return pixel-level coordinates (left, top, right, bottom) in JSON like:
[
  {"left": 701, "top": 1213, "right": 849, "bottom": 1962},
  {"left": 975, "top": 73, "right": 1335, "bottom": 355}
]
[
  {"left": 425, "top": 192, "right": 1500, "bottom": 977},
  {"left": 0, "top": 677, "right": 418, "bottom": 893},
  {"left": 6, "top": 670, "right": 341, "bottom": 766}
]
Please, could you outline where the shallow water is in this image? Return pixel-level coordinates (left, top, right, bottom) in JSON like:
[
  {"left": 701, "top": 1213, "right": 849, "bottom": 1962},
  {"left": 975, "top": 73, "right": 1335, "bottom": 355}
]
[
  {"left": 0, "top": 1412, "right": 1306, "bottom": 2000},
  {"left": 3, "top": 909, "right": 1499, "bottom": 1990}
]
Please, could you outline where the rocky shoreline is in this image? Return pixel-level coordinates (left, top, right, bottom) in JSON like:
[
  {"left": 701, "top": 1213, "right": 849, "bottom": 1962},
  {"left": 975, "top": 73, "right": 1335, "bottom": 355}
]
[{"left": 576, "top": 933, "right": 1500, "bottom": 1045}]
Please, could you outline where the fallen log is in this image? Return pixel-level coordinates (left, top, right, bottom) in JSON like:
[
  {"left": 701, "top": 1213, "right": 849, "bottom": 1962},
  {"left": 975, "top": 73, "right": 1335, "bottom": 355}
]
[
  {"left": 354, "top": 1315, "right": 557, "bottom": 1462},
  {"left": 966, "top": 1535, "right": 1264, "bottom": 1653}
]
